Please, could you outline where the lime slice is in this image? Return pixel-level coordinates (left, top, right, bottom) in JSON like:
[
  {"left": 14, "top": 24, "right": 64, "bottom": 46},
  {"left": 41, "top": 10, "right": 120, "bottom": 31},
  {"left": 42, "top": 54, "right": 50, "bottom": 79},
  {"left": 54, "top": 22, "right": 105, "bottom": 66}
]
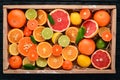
[
  {"left": 58, "top": 35, "right": 70, "bottom": 47},
  {"left": 36, "top": 57, "right": 47, "bottom": 68},
  {"left": 25, "top": 8, "right": 37, "bottom": 20},
  {"left": 52, "top": 32, "right": 62, "bottom": 44},
  {"left": 22, "top": 57, "right": 35, "bottom": 66},
  {"left": 9, "top": 43, "right": 19, "bottom": 55},
  {"left": 41, "top": 28, "right": 53, "bottom": 40}
]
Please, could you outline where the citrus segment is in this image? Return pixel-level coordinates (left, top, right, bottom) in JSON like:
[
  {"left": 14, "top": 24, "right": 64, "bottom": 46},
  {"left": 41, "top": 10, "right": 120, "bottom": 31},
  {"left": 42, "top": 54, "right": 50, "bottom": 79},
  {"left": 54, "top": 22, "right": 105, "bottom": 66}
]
[
  {"left": 41, "top": 28, "right": 53, "bottom": 40},
  {"left": 70, "top": 12, "right": 82, "bottom": 25},
  {"left": 8, "top": 9, "right": 26, "bottom": 28},
  {"left": 47, "top": 55, "right": 63, "bottom": 69},
  {"left": 33, "top": 26, "right": 45, "bottom": 42},
  {"left": 48, "top": 9, "right": 70, "bottom": 32},
  {"left": 98, "top": 27, "right": 110, "bottom": 37},
  {"left": 62, "top": 45, "right": 78, "bottom": 61},
  {"left": 37, "top": 42, "right": 52, "bottom": 58},
  {"left": 9, "top": 43, "right": 19, "bottom": 55},
  {"left": 65, "top": 27, "right": 78, "bottom": 43},
  {"left": 77, "top": 54, "right": 91, "bottom": 68},
  {"left": 78, "top": 38, "right": 95, "bottom": 55},
  {"left": 27, "top": 19, "right": 38, "bottom": 30},
  {"left": 93, "top": 10, "right": 110, "bottom": 27},
  {"left": 22, "top": 57, "right": 35, "bottom": 66},
  {"left": 52, "top": 32, "right": 62, "bottom": 44},
  {"left": 25, "top": 9, "right": 37, "bottom": 20},
  {"left": 8, "top": 29, "right": 24, "bottom": 43},
  {"left": 82, "top": 19, "right": 98, "bottom": 38},
  {"left": 18, "top": 37, "right": 36, "bottom": 56},
  {"left": 58, "top": 35, "right": 70, "bottom": 47},
  {"left": 91, "top": 49, "right": 111, "bottom": 70},
  {"left": 36, "top": 57, "right": 47, "bottom": 68},
  {"left": 36, "top": 10, "right": 47, "bottom": 25},
  {"left": 52, "top": 44, "right": 62, "bottom": 57}
]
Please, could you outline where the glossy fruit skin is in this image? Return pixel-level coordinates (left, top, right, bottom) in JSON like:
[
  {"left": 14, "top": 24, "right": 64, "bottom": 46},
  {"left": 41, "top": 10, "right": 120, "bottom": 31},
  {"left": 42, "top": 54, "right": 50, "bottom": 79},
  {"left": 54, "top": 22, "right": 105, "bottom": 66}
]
[
  {"left": 9, "top": 56, "right": 22, "bottom": 69},
  {"left": 93, "top": 10, "right": 110, "bottom": 27},
  {"left": 24, "top": 27, "right": 32, "bottom": 37},
  {"left": 8, "top": 9, "right": 26, "bottom": 28},
  {"left": 78, "top": 38, "right": 95, "bottom": 55},
  {"left": 62, "top": 60, "right": 73, "bottom": 70},
  {"left": 96, "top": 38, "right": 106, "bottom": 49}
]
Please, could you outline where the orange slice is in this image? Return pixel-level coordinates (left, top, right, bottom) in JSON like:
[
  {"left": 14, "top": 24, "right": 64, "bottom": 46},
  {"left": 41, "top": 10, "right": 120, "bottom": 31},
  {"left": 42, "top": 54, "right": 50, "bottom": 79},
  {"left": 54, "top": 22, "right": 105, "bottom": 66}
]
[
  {"left": 8, "top": 29, "right": 24, "bottom": 43},
  {"left": 27, "top": 19, "right": 38, "bottom": 30},
  {"left": 62, "top": 45, "right": 78, "bottom": 61},
  {"left": 101, "top": 31, "right": 112, "bottom": 42},
  {"left": 47, "top": 55, "right": 63, "bottom": 69},
  {"left": 98, "top": 27, "right": 110, "bottom": 37},
  {"left": 18, "top": 37, "right": 36, "bottom": 56},
  {"left": 65, "top": 27, "right": 78, "bottom": 43},
  {"left": 33, "top": 26, "right": 45, "bottom": 42},
  {"left": 36, "top": 10, "right": 47, "bottom": 25},
  {"left": 37, "top": 42, "right": 52, "bottom": 58}
]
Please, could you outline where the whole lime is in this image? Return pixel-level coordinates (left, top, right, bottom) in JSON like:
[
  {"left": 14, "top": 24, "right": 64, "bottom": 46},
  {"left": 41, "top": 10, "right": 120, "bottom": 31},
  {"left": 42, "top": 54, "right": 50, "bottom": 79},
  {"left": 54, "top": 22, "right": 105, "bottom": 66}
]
[{"left": 96, "top": 38, "right": 106, "bottom": 49}]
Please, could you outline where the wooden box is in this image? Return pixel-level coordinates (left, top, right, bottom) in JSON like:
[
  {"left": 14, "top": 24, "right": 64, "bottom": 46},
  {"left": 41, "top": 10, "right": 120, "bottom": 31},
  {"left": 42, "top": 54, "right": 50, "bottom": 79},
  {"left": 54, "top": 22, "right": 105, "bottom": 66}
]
[{"left": 3, "top": 5, "right": 116, "bottom": 74}]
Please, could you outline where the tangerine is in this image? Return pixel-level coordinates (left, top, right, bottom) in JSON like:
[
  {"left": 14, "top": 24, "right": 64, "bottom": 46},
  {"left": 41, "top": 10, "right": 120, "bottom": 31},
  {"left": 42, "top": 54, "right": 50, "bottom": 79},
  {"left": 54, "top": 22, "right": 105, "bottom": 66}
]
[
  {"left": 52, "top": 44, "right": 62, "bottom": 57},
  {"left": 101, "top": 31, "right": 112, "bottom": 42},
  {"left": 78, "top": 38, "right": 95, "bottom": 55},
  {"left": 62, "top": 60, "right": 73, "bottom": 70},
  {"left": 8, "top": 9, "right": 26, "bottom": 28}
]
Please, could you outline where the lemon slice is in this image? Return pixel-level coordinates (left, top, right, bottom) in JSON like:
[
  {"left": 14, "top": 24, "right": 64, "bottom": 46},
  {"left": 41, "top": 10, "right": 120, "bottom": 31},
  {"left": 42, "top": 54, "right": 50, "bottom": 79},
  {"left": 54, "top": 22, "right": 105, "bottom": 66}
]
[
  {"left": 22, "top": 57, "right": 35, "bottom": 66},
  {"left": 52, "top": 32, "right": 62, "bottom": 44},
  {"left": 9, "top": 43, "right": 19, "bottom": 55}
]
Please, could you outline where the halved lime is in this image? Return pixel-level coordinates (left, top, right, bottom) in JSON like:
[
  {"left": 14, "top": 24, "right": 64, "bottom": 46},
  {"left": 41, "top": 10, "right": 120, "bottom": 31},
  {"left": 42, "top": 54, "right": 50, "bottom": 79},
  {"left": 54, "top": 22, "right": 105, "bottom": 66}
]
[
  {"left": 58, "top": 35, "right": 70, "bottom": 47},
  {"left": 41, "top": 28, "right": 53, "bottom": 40},
  {"left": 52, "top": 32, "right": 62, "bottom": 44},
  {"left": 22, "top": 57, "right": 35, "bottom": 66},
  {"left": 25, "top": 8, "right": 37, "bottom": 20},
  {"left": 36, "top": 57, "right": 47, "bottom": 68},
  {"left": 9, "top": 43, "right": 19, "bottom": 55}
]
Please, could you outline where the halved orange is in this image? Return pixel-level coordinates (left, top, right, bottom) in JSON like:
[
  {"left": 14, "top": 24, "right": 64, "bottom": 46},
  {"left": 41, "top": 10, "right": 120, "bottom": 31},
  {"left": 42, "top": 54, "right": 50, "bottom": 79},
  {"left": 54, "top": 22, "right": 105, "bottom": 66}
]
[
  {"left": 36, "top": 10, "right": 47, "bottom": 25},
  {"left": 33, "top": 26, "right": 45, "bottom": 42},
  {"left": 37, "top": 42, "right": 52, "bottom": 58},
  {"left": 62, "top": 45, "right": 78, "bottom": 61},
  {"left": 47, "top": 55, "right": 63, "bottom": 69},
  {"left": 65, "top": 27, "right": 78, "bottom": 43},
  {"left": 8, "top": 29, "right": 24, "bottom": 43},
  {"left": 27, "top": 19, "right": 38, "bottom": 30},
  {"left": 18, "top": 37, "right": 36, "bottom": 56}
]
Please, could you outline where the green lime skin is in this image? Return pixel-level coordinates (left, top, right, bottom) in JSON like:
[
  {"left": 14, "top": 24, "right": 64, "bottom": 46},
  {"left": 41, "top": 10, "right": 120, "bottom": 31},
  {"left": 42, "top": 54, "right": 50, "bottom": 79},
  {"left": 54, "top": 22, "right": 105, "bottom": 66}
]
[{"left": 96, "top": 38, "right": 106, "bottom": 49}]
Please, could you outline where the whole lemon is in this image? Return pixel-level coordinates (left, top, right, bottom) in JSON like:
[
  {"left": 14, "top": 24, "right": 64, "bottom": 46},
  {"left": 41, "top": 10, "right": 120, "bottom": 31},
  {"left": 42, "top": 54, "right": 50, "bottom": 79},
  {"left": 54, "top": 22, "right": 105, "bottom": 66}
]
[
  {"left": 70, "top": 12, "right": 82, "bottom": 25},
  {"left": 77, "top": 54, "right": 91, "bottom": 68}
]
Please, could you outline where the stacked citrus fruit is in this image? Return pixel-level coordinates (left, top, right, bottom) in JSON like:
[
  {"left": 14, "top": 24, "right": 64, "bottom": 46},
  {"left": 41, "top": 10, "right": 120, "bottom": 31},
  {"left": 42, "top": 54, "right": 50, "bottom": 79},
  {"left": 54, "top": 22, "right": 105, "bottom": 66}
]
[{"left": 7, "top": 8, "right": 112, "bottom": 70}]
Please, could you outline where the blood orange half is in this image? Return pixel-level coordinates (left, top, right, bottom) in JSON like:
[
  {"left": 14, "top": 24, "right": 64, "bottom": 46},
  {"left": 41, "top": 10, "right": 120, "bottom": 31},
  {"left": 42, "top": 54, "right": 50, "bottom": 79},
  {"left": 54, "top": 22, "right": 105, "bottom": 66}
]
[
  {"left": 82, "top": 19, "right": 99, "bottom": 38},
  {"left": 48, "top": 9, "right": 70, "bottom": 32},
  {"left": 91, "top": 49, "right": 111, "bottom": 70}
]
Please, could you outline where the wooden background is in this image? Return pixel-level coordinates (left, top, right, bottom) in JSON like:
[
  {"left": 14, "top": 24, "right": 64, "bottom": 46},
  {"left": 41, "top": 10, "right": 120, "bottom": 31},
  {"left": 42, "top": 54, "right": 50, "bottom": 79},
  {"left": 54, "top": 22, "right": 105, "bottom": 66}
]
[{"left": 0, "top": 0, "right": 120, "bottom": 80}]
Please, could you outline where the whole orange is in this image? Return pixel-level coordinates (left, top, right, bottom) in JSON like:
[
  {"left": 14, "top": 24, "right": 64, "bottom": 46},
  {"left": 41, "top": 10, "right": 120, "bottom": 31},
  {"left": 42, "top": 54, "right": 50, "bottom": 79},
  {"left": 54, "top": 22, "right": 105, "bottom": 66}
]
[
  {"left": 9, "top": 56, "right": 22, "bottom": 69},
  {"left": 8, "top": 9, "right": 26, "bottom": 28},
  {"left": 93, "top": 10, "right": 110, "bottom": 27},
  {"left": 78, "top": 38, "right": 95, "bottom": 55}
]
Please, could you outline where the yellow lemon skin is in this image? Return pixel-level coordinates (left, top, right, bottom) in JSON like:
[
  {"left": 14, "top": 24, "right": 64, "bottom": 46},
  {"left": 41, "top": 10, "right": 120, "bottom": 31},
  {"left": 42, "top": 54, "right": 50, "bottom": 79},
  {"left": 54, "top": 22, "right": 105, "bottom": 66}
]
[
  {"left": 70, "top": 12, "right": 82, "bottom": 25},
  {"left": 77, "top": 54, "right": 91, "bottom": 68}
]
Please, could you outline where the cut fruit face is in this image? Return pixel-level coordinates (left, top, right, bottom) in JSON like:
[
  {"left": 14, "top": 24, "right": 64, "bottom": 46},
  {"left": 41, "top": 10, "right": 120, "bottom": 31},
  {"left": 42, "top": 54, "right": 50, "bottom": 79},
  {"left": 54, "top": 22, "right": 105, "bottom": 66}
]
[
  {"left": 33, "top": 26, "right": 45, "bottom": 42},
  {"left": 62, "top": 45, "right": 78, "bottom": 61},
  {"left": 47, "top": 55, "right": 63, "bottom": 69},
  {"left": 41, "top": 28, "right": 53, "bottom": 40},
  {"left": 82, "top": 19, "right": 98, "bottom": 38},
  {"left": 25, "top": 8, "right": 37, "bottom": 20},
  {"left": 91, "top": 49, "right": 111, "bottom": 70},
  {"left": 9, "top": 43, "right": 19, "bottom": 55},
  {"left": 52, "top": 32, "right": 62, "bottom": 44},
  {"left": 37, "top": 42, "right": 52, "bottom": 58},
  {"left": 58, "top": 35, "right": 70, "bottom": 47},
  {"left": 27, "top": 19, "right": 38, "bottom": 30},
  {"left": 8, "top": 29, "right": 24, "bottom": 43},
  {"left": 98, "top": 27, "right": 110, "bottom": 37},
  {"left": 36, "top": 57, "right": 47, "bottom": 68},
  {"left": 48, "top": 9, "right": 70, "bottom": 32}
]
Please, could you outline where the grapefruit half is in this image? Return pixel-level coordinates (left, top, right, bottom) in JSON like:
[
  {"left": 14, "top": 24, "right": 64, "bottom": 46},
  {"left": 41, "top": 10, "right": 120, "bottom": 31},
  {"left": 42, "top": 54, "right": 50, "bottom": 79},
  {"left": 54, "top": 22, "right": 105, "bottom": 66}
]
[
  {"left": 82, "top": 19, "right": 99, "bottom": 38},
  {"left": 48, "top": 9, "right": 70, "bottom": 32},
  {"left": 91, "top": 49, "right": 111, "bottom": 70}
]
